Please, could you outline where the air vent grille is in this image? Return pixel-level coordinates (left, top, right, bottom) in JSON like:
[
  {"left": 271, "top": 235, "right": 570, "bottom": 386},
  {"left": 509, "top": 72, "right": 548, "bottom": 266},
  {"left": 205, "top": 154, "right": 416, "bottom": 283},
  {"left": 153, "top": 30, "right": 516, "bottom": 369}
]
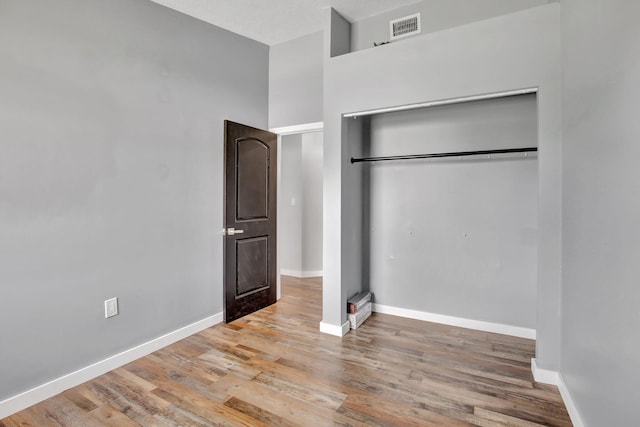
[{"left": 390, "top": 13, "right": 421, "bottom": 40}]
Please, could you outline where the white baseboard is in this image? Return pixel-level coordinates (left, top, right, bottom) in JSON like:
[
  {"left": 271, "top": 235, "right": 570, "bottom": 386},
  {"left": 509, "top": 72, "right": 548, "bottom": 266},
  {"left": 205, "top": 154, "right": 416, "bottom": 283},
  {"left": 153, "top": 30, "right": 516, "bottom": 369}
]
[
  {"left": 280, "top": 269, "right": 300, "bottom": 277},
  {"left": 372, "top": 304, "right": 536, "bottom": 340},
  {"left": 530, "top": 358, "right": 559, "bottom": 384},
  {"left": 301, "top": 270, "right": 323, "bottom": 278},
  {"left": 0, "top": 312, "right": 223, "bottom": 419},
  {"left": 319, "top": 320, "right": 350, "bottom": 337},
  {"left": 557, "top": 375, "right": 585, "bottom": 427},
  {"left": 280, "top": 269, "right": 323, "bottom": 278},
  {"left": 530, "top": 358, "right": 584, "bottom": 427}
]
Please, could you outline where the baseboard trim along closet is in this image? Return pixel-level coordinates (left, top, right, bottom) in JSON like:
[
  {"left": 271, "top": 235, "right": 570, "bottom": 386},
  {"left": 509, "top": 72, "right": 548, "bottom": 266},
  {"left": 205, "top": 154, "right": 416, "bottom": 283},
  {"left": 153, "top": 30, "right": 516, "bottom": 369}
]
[
  {"left": 529, "top": 359, "right": 585, "bottom": 427},
  {"left": 530, "top": 357, "right": 559, "bottom": 384},
  {"left": 0, "top": 312, "right": 224, "bottom": 419},
  {"left": 372, "top": 304, "right": 536, "bottom": 340},
  {"left": 319, "top": 320, "right": 350, "bottom": 337},
  {"left": 557, "top": 375, "right": 586, "bottom": 427}
]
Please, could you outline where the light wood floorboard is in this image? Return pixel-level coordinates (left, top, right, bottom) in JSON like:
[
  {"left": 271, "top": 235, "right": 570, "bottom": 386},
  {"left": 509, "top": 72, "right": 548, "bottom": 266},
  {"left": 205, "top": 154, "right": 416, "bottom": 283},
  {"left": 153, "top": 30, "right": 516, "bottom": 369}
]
[{"left": 1, "top": 276, "right": 571, "bottom": 426}]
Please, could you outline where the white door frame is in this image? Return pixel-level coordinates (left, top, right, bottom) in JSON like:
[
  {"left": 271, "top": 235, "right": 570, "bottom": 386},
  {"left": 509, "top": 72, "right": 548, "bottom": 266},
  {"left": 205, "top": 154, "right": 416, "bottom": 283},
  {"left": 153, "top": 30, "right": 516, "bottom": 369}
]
[{"left": 270, "top": 122, "right": 324, "bottom": 299}]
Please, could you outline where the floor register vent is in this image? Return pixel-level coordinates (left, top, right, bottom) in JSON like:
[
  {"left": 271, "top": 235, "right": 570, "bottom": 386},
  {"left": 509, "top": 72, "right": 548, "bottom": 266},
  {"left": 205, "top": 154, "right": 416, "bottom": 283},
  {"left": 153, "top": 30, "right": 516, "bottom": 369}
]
[{"left": 390, "top": 13, "right": 421, "bottom": 40}]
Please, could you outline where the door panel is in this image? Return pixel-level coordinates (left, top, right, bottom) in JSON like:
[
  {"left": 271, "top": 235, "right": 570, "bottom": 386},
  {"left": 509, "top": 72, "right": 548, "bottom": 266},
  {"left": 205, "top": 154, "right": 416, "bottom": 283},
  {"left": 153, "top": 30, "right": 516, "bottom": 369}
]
[
  {"left": 236, "top": 138, "right": 269, "bottom": 220},
  {"left": 224, "top": 120, "right": 277, "bottom": 322},
  {"left": 236, "top": 237, "right": 269, "bottom": 296}
]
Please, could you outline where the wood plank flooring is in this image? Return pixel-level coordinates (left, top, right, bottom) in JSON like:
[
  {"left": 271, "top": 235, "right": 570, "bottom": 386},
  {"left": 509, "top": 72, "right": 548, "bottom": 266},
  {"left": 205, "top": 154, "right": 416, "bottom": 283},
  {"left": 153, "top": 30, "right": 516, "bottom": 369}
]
[{"left": 1, "top": 276, "right": 572, "bottom": 426}]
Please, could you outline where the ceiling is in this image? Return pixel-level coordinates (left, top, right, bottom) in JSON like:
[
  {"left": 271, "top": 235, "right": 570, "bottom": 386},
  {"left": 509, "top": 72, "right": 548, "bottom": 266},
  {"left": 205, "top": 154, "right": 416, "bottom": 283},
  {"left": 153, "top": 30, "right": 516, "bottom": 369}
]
[{"left": 149, "top": 0, "right": 423, "bottom": 46}]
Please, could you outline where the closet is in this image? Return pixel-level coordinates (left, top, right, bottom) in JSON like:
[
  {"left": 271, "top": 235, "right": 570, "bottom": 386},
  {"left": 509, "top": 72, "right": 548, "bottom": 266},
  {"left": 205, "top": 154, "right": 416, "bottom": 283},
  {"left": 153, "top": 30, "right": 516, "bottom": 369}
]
[{"left": 350, "top": 93, "right": 538, "bottom": 329}]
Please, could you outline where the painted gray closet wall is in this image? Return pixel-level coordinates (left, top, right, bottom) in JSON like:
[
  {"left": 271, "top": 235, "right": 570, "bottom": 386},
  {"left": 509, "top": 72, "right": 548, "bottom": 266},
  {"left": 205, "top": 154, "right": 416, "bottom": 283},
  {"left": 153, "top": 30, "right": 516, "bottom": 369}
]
[
  {"left": 366, "top": 95, "right": 538, "bottom": 328},
  {"left": 561, "top": 0, "right": 640, "bottom": 424},
  {"left": 0, "top": 0, "right": 268, "bottom": 401},
  {"left": 278, "top": 135, "right": 303, "bottom": 274},
  {"left": 351, "top": 0, "right": 555, "bottom": 52},
  {"left": 323, "top": 5, "right": 562, "bottom": 370},
  {"left": 269, "top": 32, "right": 323, "bottom": 129}
]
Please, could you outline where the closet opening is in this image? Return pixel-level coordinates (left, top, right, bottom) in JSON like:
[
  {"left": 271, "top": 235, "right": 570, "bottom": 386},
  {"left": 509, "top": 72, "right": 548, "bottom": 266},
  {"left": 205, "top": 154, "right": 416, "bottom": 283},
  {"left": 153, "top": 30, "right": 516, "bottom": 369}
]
[{"left": 348, "top": 92, "right": 538, "bottom": 332}]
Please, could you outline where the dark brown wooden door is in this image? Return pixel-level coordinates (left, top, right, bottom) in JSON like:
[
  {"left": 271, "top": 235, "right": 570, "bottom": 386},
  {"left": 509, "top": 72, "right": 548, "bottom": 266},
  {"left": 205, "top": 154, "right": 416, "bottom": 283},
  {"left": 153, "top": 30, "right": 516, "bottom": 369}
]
[{"left": 224, "top": 120, "right": 277, "bottom": 322}]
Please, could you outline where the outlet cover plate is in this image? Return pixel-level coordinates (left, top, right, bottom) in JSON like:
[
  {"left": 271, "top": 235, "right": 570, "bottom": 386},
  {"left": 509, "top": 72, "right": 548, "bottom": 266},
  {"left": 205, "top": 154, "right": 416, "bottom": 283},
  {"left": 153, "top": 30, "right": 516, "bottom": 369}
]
[{"left": 105, "top": 297, "right": 119, "bottom": 318}]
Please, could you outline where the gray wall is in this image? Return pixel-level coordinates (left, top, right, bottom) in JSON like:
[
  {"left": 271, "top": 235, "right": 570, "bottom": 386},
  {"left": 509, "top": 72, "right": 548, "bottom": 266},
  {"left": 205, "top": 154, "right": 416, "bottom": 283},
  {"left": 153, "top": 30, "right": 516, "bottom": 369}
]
[
  {"left": 351, "top": 0, "right": 556, "bottom": 52},
  {"left": 269, "top": 32, "right": 323, "bottom": 129},
  {"left": 323, "top": 5, "right": 562, "bottom": 370},
  {"left": 561, "top": 0, "right": 640, "bottom": 425},
  {"left": 279, "top": 133, "right": 323, "bottom": 276},
  {"left": 279, "top": 134, "right": 303, "bottom": 274},
  {"left": 301, "top": 132, "right": 324, "bottom": 274},
  {"left": 328, "top": 9, "right": 352, "bottom": 58},
  {"left": 0, "top": 0, "right": 268, "bottom": 401},
  {"left": 366, "top": 95, "right": 538, "bottom": 328}
]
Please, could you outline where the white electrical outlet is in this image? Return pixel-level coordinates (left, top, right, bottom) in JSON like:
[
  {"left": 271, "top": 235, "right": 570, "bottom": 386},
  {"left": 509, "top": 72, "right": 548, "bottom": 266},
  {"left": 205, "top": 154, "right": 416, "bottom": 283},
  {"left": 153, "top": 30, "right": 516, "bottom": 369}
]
[{"left": 104, "top": 297, "right": 119, "bottom": 318}]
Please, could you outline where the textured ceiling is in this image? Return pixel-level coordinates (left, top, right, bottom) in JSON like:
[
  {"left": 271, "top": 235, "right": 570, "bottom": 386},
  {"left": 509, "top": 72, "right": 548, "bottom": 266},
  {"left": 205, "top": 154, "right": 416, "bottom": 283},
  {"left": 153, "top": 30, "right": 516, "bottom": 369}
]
[{"left": 149, "top": 0, "right": 423, "bottom": 45}]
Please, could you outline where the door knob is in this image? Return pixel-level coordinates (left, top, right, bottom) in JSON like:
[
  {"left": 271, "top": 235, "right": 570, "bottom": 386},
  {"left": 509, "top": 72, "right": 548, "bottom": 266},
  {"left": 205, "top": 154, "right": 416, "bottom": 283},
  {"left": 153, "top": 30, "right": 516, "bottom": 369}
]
[{"left": 226, "top": 227, "right": 244, "bottom": 236}]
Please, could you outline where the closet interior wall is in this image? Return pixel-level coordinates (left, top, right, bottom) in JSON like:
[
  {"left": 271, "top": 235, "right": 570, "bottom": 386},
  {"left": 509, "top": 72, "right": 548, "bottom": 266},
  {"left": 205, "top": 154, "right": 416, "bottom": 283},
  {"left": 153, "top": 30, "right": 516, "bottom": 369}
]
[{"left": 356, "top": 94, "right": 539, "bottom": 329}]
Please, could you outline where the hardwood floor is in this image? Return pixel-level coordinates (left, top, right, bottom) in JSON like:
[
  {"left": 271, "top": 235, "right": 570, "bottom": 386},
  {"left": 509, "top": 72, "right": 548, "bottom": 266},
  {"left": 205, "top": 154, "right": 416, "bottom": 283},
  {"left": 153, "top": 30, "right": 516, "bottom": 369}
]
[{"left": 1, "top": 276, "right": 571, "bottom": 426}]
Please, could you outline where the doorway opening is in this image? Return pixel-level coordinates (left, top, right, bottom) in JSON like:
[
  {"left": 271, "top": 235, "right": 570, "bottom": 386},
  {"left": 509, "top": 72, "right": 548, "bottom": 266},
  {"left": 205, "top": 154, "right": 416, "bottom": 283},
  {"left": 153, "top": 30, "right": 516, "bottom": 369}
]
[{"left": 273, "top": 124, "right": 324, "bottom": 299}]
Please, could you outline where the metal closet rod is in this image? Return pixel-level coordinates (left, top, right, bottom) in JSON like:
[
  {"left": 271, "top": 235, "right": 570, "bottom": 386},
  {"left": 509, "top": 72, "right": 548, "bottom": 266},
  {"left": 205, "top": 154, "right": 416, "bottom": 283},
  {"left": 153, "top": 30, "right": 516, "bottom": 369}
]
[{"left": 350, "top": 147, "right": 537, "bottom": 164}]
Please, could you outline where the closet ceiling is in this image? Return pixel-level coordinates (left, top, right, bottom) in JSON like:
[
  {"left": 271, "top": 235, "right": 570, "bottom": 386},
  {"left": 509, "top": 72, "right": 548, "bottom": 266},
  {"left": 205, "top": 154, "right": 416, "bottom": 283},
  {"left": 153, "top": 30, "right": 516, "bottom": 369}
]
[{"left": 148, "top": 0, "right": 422, "bottom": 45}]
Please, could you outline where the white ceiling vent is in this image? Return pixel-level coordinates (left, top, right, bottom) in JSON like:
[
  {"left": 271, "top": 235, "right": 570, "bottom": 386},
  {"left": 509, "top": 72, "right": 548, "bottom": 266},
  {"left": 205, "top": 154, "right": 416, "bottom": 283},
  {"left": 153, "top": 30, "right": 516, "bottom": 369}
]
[{"left": 389, "top": 13, "right": 421, "bottom": 41}]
